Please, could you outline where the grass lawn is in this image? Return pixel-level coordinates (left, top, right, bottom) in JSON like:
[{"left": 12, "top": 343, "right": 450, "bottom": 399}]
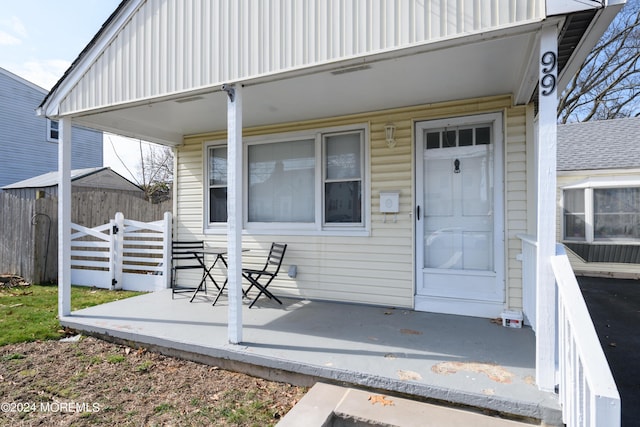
[
  {"left": 0, "top": 285, "right": 306, "bottom": 426},
  {"left": 0, "top": 284, "right": 145, "bottom": 346}
]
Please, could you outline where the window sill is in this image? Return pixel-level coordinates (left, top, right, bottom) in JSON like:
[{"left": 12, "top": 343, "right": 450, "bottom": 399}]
[{"left": 204, "top": 227, "right": 370, "bottom": 237}]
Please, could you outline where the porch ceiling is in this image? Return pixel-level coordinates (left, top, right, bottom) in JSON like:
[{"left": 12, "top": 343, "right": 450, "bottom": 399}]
[{"left": 72, "top": 28, "right": 540, "bottom": 146}]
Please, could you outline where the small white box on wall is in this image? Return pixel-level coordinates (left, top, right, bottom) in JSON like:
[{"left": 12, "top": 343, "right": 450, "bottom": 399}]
[
  {"left": 380, "top": 191, "right": 400, "bottom": 226},
  {"left": 380, "top": 191, "right": 400, "bottom": 213}
]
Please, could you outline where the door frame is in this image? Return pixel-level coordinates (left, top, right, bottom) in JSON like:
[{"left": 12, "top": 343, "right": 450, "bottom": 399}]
[{"left": 414, "top": 112, "right": 505, "bottom": 318}]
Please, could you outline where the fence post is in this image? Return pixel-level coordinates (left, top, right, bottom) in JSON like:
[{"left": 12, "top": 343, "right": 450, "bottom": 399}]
[
  {"left": 109, "top": 218, "right": 117, "bottom": 289},
  {"left": 112, "top": 212, "right": 125, "bottom": 290},
  {"left": 162, "top": 211, "right": 172, "bottom": 289}
]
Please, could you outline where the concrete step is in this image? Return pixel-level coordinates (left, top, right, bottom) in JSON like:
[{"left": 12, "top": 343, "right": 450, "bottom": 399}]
[{"left": 278, "top": 383, "right": 541, "bottom": 427}]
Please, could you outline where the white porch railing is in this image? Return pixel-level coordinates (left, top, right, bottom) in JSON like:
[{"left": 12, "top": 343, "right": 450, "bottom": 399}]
[
  {"left": 551, "top": 246, "right": 621, "bottom": 427},
  {"left": 551, "top": 248, "right": 621, "bottom": 427},
  {"left": 517, "top": 234, "right": 538, "bottom": 331},
  {"left": 518, "top": 236, "right": 621, "bottom": 426},
  {"left": 70, "top": 212, "right": 171, "bottom": 292}
]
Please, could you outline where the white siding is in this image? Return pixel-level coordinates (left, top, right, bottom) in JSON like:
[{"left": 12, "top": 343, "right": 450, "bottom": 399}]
[
  {"left": 175, "top": 95, "right": 528, "bottom": 309},
  {"left": 59, "top": 0, "right": 543, "bottom": 115}
]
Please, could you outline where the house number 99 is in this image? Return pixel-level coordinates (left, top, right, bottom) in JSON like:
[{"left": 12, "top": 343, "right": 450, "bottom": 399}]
[{"left": 540, "top": 51, "right": 557, "bottom": 96}]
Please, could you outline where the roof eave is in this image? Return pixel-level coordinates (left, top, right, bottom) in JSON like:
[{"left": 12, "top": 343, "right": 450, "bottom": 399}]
[
  {"left": 37, "top": 0, "right": 140, "bottom": 118},
  {"left": 556, "top": 3, "right": 626, "bottom": 94}
]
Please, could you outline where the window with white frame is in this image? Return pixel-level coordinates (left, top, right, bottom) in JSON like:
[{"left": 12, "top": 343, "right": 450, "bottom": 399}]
[
  {"left": 208, "top": 146, "right": 227, "bottom": 223},
  {"left": 563, "top": 186, "right": 640, "bottom": 242},
  {"left": 323, "top": 132, "right": 362, "bottom": 224},
  {"left": 248, "top": 139, "right": 315, "bottom": 223},
  {"left": 205, "top": 126, "right": 367, "bottom": 233},
  {"left": 47, "top": 119, "right": 59, "bottom": 142}
]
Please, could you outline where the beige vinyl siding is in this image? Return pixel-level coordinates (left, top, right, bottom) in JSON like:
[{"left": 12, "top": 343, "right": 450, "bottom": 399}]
[
  {"left": 59, "top": 0, "right": 542, "bottom": 116},
  {"left": 505, "top": 107, "right": 528, "bottom": 310},
  {"left": 557, "top": 170, "right": 640, "bottom": 279},
  {"left": 175, "top": 143, "right": 205, "bottom": 237},
  {"left": 176, "top": 95, "right": 528, "bottom": 309}
]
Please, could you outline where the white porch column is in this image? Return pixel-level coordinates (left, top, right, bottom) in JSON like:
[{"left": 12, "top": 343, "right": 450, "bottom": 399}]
[
  {"left": 225, "top": 84, "right": 243, "bottom": 344},
  {"left": 58, "top": 118, "right": 72, "bottom": 317},
  {"left": 535, "top": 24, "right": 558, "bottom": 392}
]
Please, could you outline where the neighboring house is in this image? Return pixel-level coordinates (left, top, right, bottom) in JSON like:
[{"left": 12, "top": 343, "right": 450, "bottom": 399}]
[
  {"left": 558, "top": 117, "right": 640, "bottom": 279},
  {"left": 2, "top": 166, "right": 144, "bottom": 199},
  {"left": 36, "top": 0, "right": 625, "bottom": 421},
  {"left": 0, "top": 67, "right": 103, "bottom": 189},
  {"left": 0, "top": 167, "right": 148, "bottom": 284}
]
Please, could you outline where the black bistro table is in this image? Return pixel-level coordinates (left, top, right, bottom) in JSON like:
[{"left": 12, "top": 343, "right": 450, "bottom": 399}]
[{"left": 187, "top": 247, "right": 229, "bottom": 302}]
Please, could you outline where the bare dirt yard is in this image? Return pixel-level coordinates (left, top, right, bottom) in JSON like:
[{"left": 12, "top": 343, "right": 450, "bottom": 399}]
[{"left": 0, "top": 336, "right": 307, "bottom": 426}]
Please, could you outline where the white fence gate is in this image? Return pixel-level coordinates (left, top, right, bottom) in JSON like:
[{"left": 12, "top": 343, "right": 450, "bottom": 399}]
[{"left": 70, "top": 212, "right": 171, "bottom": 292}]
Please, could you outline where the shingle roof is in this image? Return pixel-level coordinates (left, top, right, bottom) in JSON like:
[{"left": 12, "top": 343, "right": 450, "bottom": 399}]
[{"left": 557, "top": 117, "right": 640, "bottom": 171}]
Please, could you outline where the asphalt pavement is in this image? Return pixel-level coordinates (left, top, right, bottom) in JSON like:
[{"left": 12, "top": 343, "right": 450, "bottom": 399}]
[{"left": 577, "top": 276, "right": 640, "bottom": 427}]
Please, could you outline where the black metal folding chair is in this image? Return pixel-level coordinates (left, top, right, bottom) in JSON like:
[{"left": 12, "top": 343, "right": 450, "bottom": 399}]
[
  {"left": 242, "top": 243, "right": 287, "bottom": 308},
  {"left": 171, "top": 240, "right": 209, "bottom": 299}
]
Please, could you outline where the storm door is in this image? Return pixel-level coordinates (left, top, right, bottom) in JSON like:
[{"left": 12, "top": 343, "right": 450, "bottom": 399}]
[{"left": 415, "top": 114, "right": 504, "bottom": 317}]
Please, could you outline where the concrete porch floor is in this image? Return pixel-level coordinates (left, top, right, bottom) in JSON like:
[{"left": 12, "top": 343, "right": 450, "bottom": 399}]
[{"left": 60, "top": 290, "right": 561, "bottom": 425}]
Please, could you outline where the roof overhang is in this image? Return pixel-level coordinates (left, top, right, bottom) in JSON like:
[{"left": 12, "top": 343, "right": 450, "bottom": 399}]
[
  {"left": 41, "top": 2, "right": 624, "bottom": 147},
  {"left": 61, "top": 22, "right": 552, "bottom": 146}
]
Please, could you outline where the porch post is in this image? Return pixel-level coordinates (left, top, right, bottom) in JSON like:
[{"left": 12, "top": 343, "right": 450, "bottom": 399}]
[
  {"left": 58, "top": 118, "right": 72, "bottom": 317},
  {"left": 162, "top": 211, "right": 172, "bottom": 289},
  {"left": 535, "top": 24, "right": 558, "bottom": 392},
  {"left": 226, "top": 84, "right": 243, "bottom": 344}
]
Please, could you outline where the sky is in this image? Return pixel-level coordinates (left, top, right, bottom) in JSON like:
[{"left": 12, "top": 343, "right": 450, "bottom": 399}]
[{"left": 0, "top": 0, "right": 148, "bottom": 183}]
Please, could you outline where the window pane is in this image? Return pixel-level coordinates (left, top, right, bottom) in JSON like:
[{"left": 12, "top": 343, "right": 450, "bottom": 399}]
[
  {"left": 476, "top": 127, "right": 491, "bottom": 145},
  {"left": 426, "top": 132, "right": 440, "bottom": 149},
  {"left": 461, "top": 148, "right": 493, "bottom": 216},
  {"left": 463, "top": 231, "right": 492, "bottom": 270},
  {"left": 248, "top": 140, "right": 315, "bottom": 222},
  {"left": 564, "top": 189, "right": 584, "bottom": 214},
  {"left": 209, "top": 147, "right": 227, "bottom": 186},
  {"left": 325, "top": 133, "right": 361, "bottom": 180},
  {"left": 209, "top": 188, "right": 227, "bottom": 223},
  {"left": 459, "top": 128, "right": 473, "bottom": 146},
  {"left": 565, "top": 214, "right": 586, "bottom": 239},
  {"left": 325, "top": 181, "right": 361, "bottom": 223},
  {"left": 564, "top": 189, "right": 585, "bottom": 240},
  {"left": 50, "top": 120, "right": 59, "bottom": 140},
  {"left": 443, "top": 130, "right": 456, "bottom": 147},
  {"left": 594, "top": 188, "right": 640, "bottom": 239},
  {"left": 595, "top": 188, "right": 640, "bottom": 213}
]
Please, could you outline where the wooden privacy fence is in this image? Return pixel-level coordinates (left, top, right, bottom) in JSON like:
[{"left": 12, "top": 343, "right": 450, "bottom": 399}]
[
  {"left": 0, "top": 190, "right": 171, "bottom": 283},
  {"left": 71, "top": 212, "right": 172, "bottom": 292}
]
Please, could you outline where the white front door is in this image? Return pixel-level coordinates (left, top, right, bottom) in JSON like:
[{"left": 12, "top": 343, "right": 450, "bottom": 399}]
[{"left": 415, "top": 113, "right": 504, "bottom": 317}]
